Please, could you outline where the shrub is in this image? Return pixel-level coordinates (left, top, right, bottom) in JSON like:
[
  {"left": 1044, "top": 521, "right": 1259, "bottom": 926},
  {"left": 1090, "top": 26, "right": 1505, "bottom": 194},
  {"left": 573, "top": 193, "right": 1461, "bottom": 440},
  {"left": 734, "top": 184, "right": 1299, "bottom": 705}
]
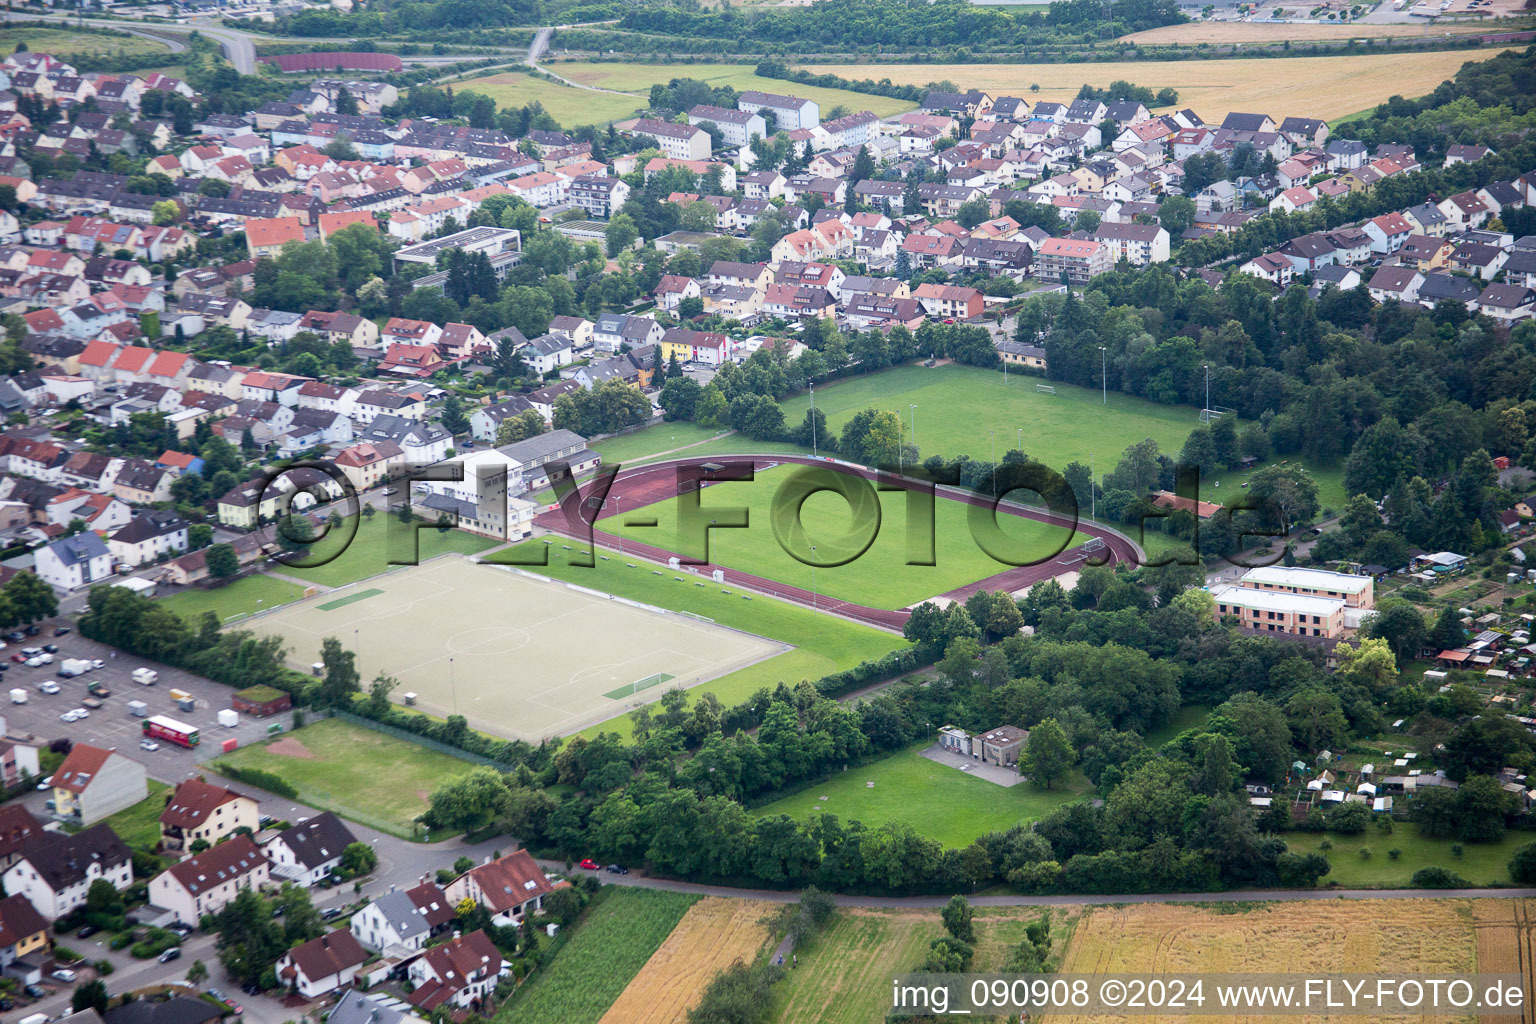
[
  {"left": 1411, "top": 866, "right": 1469, "bottom": 889},
  {"left": 1508, "top": 841, "right": 1536, "bottom": 882},
  {"left": 211, "top": 763, "right": 298, "bottom": 798},
  {"left": 1389, "top": 848, "right": 1402, "bottom": 860}
]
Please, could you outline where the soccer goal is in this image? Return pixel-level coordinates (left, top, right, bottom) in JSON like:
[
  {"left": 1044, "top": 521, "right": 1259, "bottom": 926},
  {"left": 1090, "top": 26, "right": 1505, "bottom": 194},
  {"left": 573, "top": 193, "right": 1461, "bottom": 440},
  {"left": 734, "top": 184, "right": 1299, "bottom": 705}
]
[{"left": 1036, "top": 384, "right": 1056, "bottom": 394}]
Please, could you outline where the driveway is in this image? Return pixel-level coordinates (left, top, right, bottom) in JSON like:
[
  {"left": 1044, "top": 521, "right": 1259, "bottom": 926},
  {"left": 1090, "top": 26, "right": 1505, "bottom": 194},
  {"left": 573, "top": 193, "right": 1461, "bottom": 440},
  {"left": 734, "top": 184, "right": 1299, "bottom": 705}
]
[{"left": 917, "top": 742, "right": 1022, "bottom": 787}]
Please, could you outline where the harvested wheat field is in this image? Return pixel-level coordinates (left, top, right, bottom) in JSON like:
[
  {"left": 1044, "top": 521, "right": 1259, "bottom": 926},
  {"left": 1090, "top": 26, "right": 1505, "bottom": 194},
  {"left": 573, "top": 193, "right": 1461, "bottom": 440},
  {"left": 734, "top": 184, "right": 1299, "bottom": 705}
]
[
  {"left": 1470, "top": 900, "right": 1535, "bottom": 1024},
  {"left": 600, "top": 898, "right": 779, "bottom": 1024},
  {"left": 807, "top": 49, "right": 1505, "bottom": 122},
  {"left": 1054, "top": 899, "right": 1534, "bottom": 1024},
  {"left": 1121, "top": 20, "right": 1515, "bottom": 44}
]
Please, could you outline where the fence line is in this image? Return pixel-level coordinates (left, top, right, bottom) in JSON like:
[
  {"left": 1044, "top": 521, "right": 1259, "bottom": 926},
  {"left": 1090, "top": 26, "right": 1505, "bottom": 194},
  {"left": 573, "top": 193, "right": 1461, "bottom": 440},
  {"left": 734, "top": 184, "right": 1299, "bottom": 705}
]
[{"left": 324, "top": 708, "right": 516, "bottom": 772}]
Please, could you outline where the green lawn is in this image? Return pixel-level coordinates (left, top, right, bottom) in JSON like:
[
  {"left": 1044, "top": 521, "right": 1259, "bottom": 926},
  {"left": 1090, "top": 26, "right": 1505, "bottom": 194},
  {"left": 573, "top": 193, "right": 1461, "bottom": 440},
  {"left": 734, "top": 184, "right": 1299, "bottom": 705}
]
[
  {"left": 452, "top": 70, "right": 648, "bottom": 128},
  {"left": 1207, "top": 457, "right": 1349, "bottom": 517},
  {"left": 547, "top": 62, "right": 916, "bottom": 118},
  {"left": 592, "top": 422, "right": 734, "bottom": 467},
  {"left": 158, "top": 574, "right": 306, "bottom": 624},
  {"left": 604, "top": 464, "right": 1087, "bottom": 610},
  {"left": 4, "top": 26, "right": 172, "bottom": 60},
  {"left": 210, "top": 717, "right": 480, "bottom": 838},
  {"left": 285, "top": 513, "right": 500, "bottom": 589},
  {"left": 1282, "top": 822, "right": 1525, "bottom": 887},
  {"left": 497, "top": 887, "right": 699, "bottom": 1024},
  {"left": 752, "top": 743, "right": 1091, "bottom": 848},
  {"left": 592, "top": 365, "right": 1202, "bottom": 476},
  {"left": 490, "top": 539, "right": 905, "bottom": 742},
  {"left": 1143, "top": 704, "right": 1212, "bottom": 748},
  {"left": 92, "top": 780, "right": 172, "bottom": 851}
]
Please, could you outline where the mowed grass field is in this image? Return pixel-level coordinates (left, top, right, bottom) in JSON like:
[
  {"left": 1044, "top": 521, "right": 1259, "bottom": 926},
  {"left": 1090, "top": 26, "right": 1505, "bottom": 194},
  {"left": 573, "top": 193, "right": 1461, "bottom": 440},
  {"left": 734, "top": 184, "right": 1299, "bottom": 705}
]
[
  {"left": 493, "top": 539, "right": 905, "bottom": 742},
  {"left": 599, "top": 898, "right": 780, "bottom": 1024},
  {"left": 779, "top": 365, "right": 1199, "bottom": 472},
  {"left": 1282, "top": 823, "right": 1526, "bottom": 887},
  {"left": 94, "top": 780, "right": 172, "bottom": 852},
  {"left": 752, "top": 743, "right": 1091, "bottom": 847},
  {"left": 158, "top": 574, "right": 308, "bottom": 624},
  {"left": 807, "top": 49, "right": 1504, "bottom": 122},
  {"left": 499, "top": 887, "right": 700, "bottom": 1024},
  {"left": 284, "top": 513, "right": 500, "bottom": 589},
  {"left": 210, "top": 717, "right": 479, "bottom": 837},
  {"left": 5, "top": 26, "right": 173, "bottom": 59},
  {"left": 606, "top": 463, "right": 1088, "bottom": 610},
  {"left": 453, "top": 71, "right": 648, "bottom": 128},
  {"left": 771, "top": 905, "right": 1078, "bottom": 1024},
  {"left": 551, "top": 62, "right": 916, "bottom": 118}
]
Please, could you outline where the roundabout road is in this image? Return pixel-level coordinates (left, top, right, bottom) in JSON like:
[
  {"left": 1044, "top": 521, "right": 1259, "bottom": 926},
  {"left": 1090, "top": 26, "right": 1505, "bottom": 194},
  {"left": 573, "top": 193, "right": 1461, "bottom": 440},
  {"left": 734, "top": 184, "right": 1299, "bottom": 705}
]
[{"left": 533, "top": 453, "right": 1145, "bottom": 629}]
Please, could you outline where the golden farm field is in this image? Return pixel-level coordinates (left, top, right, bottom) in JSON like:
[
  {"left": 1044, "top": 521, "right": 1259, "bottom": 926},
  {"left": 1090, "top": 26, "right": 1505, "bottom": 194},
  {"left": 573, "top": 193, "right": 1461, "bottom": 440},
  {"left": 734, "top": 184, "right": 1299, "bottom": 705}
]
[
  {"left": 600, "top": 898, "right": 779, "bottom": 1024},
  {"left": 807, "top": 50, "right": 1505, "bottom": 122},
  {"left": 549, "top": 62, "right": 916, "bottom": 118},
  {"left": 1053, "top": 899, "right": 1533, "bottom": 1024},
  {"left": 1120, "top": 20, "right": 1515, "bottom": 43}
]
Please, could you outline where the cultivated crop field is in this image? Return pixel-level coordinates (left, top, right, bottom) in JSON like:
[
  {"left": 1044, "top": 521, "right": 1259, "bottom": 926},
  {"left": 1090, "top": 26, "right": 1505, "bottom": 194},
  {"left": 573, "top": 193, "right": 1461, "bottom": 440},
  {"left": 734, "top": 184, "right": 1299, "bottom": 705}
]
[
  {"left": 752, "top": 743, "right": 1091, "bottom": 847},
  {"left": 605, "top": 463, "right": 1089, "bottom": 610},
  {"left": 210, "top": 717, "right": 478, "bottom": 837},
  {"left": 1121, "top": 20, "right": 1516, "bottom": 43},
  {"left": 1053, "top": 899, "right": 1528, "bottom": 1023},
  {"left": 499, "top": 888, "right": 700, "bottom": 1024},
  {"left": 807, "top": 50, "right": 1503, "bottom": 122},
  {"left": 771, "top": 906, "right": 1079, "bottom": 1024},
  {"left": 599, "top": 898, "right": 780, "bottom": 1024}
]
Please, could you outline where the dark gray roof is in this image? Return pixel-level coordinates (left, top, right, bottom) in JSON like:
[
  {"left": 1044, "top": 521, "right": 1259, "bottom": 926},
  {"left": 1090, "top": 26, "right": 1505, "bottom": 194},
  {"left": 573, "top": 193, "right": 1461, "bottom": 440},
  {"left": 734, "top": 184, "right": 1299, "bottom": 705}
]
[
  {"left": 46, "top": 531, "right": 110, "bottom": 567},
  {"left": 105, "top": 997, "right": 223, "bottom": 1024},
  {"left": 1418, "top": 273, "right": 1482, "bottom": 304},
  {"left": 495, "top": 428, "right": 590, "bottom": 466},
  {"left": 111, "top": 510, "right": 187, "bottom": 545},
  {"left": 14, "top": 824, "right": 130, "bottom": 890},
  {"left": 273, "top": 811, "right": 356, "bottom": 870}
]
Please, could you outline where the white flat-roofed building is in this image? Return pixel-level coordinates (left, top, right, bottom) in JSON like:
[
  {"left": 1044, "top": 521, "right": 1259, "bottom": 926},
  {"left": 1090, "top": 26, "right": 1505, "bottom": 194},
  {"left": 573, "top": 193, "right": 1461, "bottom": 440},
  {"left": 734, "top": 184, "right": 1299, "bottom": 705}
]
[
  {"left": 1238, "top": 565, "right": 1374, "bottom": 609},
  {"left": 688, "top": 105, "right": 767, "bottom": 148},
  {"left": 1211, "top": 585, "right": 1346, "bottom": 639},
  {"left": 738, "top": 91, "right": 819, "bottom": 131}
]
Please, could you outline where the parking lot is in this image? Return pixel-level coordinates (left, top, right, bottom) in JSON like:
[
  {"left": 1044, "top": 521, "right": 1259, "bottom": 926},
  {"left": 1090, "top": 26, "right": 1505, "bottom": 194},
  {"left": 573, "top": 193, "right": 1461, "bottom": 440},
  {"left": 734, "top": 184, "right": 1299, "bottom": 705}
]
[{"left": 2, "top": 619, "right": 294, "bottom": 782}]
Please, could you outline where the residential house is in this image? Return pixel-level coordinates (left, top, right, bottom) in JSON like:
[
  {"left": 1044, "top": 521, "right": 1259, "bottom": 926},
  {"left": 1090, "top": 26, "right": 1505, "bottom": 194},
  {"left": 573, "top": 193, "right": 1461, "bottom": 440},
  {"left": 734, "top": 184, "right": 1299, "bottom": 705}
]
[
  {"left": 350, "top": 882, "right": 455, "bottom": 952},
  {"left": 404, "top": 930, "right": 507, "bottom": 1012},
  {"left": 107, "top": 511, "right": 188, "bottom": 567},
  {"left": 34, "top": 531, "right": 113, "bottom": 590},
  {"left": 158, "top": 778, "right": 260, "bottom": 858},
  {"left": 2, "top": 825, "right": 133, "bottom": 920},
  {"left": 0, "top": 893, "right": 49, "bottom": 968},
  {"left": 52, "top": 744, "right": 148, "bottom": 825},
  {"left": 147, "top": 834, "right": 270, "bottom": 921},
  {"left": 443, "top": 850, "right": 557, "bottom": 927},
  {"left": 265, "top": 812, "right": 358, "bottom": 888},
  {"left": 276, "top": 929, "right": 370, "bottom": 998}
]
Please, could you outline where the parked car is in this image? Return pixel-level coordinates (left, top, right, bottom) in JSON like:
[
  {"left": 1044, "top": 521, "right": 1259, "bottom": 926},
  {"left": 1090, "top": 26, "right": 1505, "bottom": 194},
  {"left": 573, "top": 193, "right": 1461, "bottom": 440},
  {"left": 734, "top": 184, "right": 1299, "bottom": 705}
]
[
  {"left": 139, "top": 739, "right": 160, "bottom": 752},
  {"left": 207, "top": 989, "right": 240, "bottom": 1013},
  {"left": 53, "top": 626, "right": 71, "bottom": 637},
  {"left": 60, "top": 710, "right": 80, "bottom": 723},
  {"left": 41, "top": 644, "right": 58, "bottom": 654},
  {"left": 5, "top": 631, "right": 25, "bottom": 643},
  {"left": 50, "top": 969, "right": 76, "bottom": 983},
  {"left": 77, "top": 924, "right": 100, "bottom": 939},
  {"left": 605, "top": 864, "right": 629, "bottom": 874},
  {"left": 38, "top": 682, "right": 60, "bottom": 695},
  {"left": 23, "top": 625, "right": 38, "bottom": 636},
  {"left": 158, "top": 948, "right": 182, "bottom": 963},
  {"left": 382, "top": 487, "right": 398, "bottom": 496},
  {"left": 35, "top": 775, "right": 51, "bottom": 790},
  {"left": 578, "top": 858, "right": 600, "bottom": 870},
  {"left": 24, "top": 655, "right": 53, "bottom": 667},
  {"left": 25, "top": 984, "right": 47, "bottom": 998}
]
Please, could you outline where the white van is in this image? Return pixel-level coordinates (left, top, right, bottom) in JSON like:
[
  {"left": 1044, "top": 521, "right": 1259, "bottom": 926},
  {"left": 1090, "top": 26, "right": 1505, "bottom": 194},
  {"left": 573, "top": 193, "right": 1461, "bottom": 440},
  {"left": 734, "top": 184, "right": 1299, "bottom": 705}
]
[{"left": 9, "top": 688, "right": 26, "bottom": 704}]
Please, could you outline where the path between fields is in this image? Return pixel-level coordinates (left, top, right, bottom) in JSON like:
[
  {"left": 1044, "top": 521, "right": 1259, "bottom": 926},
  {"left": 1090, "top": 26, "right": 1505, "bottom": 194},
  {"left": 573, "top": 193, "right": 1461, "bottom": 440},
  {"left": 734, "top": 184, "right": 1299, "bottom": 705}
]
[{"left": 547, "top": 860, "right": 1536, "bottom": 905}]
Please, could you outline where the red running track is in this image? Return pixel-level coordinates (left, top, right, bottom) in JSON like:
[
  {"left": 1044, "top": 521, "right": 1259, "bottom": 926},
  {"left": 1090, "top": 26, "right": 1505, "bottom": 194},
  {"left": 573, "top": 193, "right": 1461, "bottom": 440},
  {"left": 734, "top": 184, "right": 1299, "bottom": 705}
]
[{"left": 532, "top": 454, "right": 1145, "bottom": 630}]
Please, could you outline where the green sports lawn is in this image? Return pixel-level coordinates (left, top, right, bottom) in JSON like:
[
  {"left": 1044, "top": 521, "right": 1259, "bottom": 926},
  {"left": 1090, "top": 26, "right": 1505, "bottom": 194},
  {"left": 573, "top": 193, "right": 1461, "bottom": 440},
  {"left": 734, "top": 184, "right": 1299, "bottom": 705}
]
[
  {"left": 284, "top": 513, "right": 500, "bottom": 589},
  {"left": 604, "top": 464, "right": 1088, "bottom": 610},
  {"left": 158, "top": 574, "right": 307, "bottom": 624},
  {"left": 489, "top": 539, "right": 905, "bottom": 742},
  {"left": 497, "top": 887, "right": 699, "bottom": 1024},
  {"left": 210, "top": 717, "right": 480, "bottom": 838},
  {"left": 753, "top": 743, "right": 1091, "bottom": 848}
]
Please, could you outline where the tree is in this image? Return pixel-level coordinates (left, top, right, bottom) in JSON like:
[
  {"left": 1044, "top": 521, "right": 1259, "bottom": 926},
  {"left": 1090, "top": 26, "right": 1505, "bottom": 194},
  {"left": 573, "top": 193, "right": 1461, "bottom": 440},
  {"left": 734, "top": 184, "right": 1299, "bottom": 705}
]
[
  {"left": 368, "top": 672, "right": 397, "bottom": 716},
  {"left": 1430, "top": 605, "right": 1468, "bottom": 651},
  {"left": 317, "top": 636, "right": 360, "bottom": 709},
  {"left": 187, "top": 959, "right": 210, "bottom": 985},
  {"left": 1022, "top": 717, "right": 1073, "bottom": 789},
  {"left": 340, "top": 841, "right": 378, "bottom": 875},
  {"left": 1510, "top": 842, "right": 1536, "bottom": 883},
  {"left": 420, "top": 766, "right": 511, "bottom": 833},
  {"left": 206, "top": 543, "right": 239, "bottom": 582},
  {"left": 941, "top": 894, "right": 975, "bottom": 943},
  {"left": 151, "top": 200, "right": 179, "bottom": 226},
  {"left": 1247, "top": 463, "right": 1320, "bottom": 527},
  {"left": 1365, "top": 598, "right": 1427, "bottom": 663},
  {"left": 605, "top": 213, "right": 639, "bottom": 257},
  {"left": 335, "top": 86, "right": 359, "bottom": 116},
  {"left": 72, "top": 980, "right": 109, "bottom": 1016},
  {"left": 440, "top": 394, "right": 470, "bottom": 437}
]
